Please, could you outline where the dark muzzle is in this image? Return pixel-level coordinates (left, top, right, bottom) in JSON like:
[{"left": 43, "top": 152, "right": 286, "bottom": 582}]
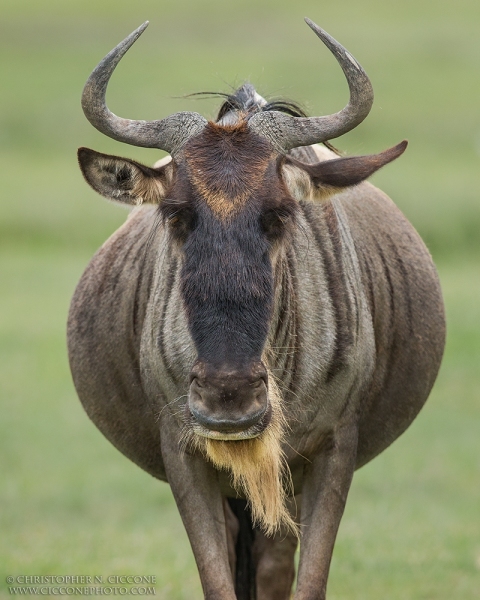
[{"left": 188, "top": 361, "right": 270, "bottom": 440}]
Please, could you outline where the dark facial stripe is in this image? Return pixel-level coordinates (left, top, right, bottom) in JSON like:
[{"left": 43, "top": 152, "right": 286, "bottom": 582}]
[{"left": 180, "top": 204, "right": 273, "bottom": 368}]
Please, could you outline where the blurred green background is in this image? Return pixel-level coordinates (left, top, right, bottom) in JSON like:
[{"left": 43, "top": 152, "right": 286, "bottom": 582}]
[{"left": 1, "top": 0, "right": 479, "bottom": 598}]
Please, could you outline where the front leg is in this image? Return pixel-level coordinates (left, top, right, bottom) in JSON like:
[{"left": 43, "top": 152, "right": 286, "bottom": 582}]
[
  {"left": 295, "top": 421, "right": 358, "bottom": 600},
  {"left": 160, "top": 416, "right": 236, "bottom": 599},
  {"left": 253, "top": 520, "right": 299, "bottom": 599}
]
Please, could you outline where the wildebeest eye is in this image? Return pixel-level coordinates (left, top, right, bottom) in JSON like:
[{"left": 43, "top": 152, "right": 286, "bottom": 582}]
[
  {"left": 163, "top": 204, "right": 196, "bottom": 242},
  {"left": 260, "top": 208, "right": 293, "bottom": 241}
]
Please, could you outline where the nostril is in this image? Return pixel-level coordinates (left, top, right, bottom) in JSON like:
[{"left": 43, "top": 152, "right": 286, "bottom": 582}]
[
  {"left": 189, "top": 361, "right": 206, "bottom": 384},
  {"left": 251, "top": 362, "right": 268, "bottom": 386}
]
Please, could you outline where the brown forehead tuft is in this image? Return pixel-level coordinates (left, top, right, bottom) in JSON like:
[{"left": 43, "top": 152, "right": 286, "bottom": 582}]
[{"left": 183, "top": 121, "right": 275, "bottom": 219}]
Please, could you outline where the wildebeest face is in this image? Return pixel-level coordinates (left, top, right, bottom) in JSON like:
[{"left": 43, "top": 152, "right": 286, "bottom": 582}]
[{"left": 164, "top": 122, "right": 299, "bottom": 440}]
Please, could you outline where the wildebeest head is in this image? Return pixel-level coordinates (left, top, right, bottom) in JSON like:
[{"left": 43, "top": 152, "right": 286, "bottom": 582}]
[{"left": 78, "top": 19, "right": 406, "bottom": 533}]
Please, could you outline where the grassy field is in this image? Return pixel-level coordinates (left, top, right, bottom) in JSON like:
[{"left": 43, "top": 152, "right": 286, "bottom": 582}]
[{"left": 1, "top": 0, "right": 479, "bottom": 598}]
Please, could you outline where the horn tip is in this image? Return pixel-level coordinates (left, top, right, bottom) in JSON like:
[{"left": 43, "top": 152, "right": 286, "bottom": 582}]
[
  {"left": 304, "top": 17, "right": 320, "bottom": 32},
  {"left": 304, "top": 18, "right": 331, "bottom": 44}
]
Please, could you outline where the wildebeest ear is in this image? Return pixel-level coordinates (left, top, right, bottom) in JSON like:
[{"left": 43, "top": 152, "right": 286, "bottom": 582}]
[
  {"left": 77, "top": 147, "right": 173, "bottom": 205},
  {"left": 282, "top": 141, "right": 407, "bottom": 202}
]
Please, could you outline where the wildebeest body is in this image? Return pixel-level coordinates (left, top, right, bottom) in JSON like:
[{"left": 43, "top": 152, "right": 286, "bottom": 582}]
[
  {"left": 68, "top": 144, "right": 444, "bottom": 485},
  {"left": 69, "top": 19, "right": 445, "bottom": 600}
]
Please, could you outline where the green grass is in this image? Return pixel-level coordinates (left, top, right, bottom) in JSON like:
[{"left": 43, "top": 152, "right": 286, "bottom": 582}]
[{"left": 1, "top": 0, "right": 479, "bottom": 598}]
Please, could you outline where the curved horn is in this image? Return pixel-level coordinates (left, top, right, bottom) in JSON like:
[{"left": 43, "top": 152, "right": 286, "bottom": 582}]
[
  {"left": 249, "top": 18, "right": 374, "bottom": 152},
  {"left": 81, "top": 22, "right": 207, "bottom": 155}
]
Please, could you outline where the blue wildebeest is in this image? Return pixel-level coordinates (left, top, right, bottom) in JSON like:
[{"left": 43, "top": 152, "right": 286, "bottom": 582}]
[{"left": 68, "top": 18, "right": 445, "bottom": 600}]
